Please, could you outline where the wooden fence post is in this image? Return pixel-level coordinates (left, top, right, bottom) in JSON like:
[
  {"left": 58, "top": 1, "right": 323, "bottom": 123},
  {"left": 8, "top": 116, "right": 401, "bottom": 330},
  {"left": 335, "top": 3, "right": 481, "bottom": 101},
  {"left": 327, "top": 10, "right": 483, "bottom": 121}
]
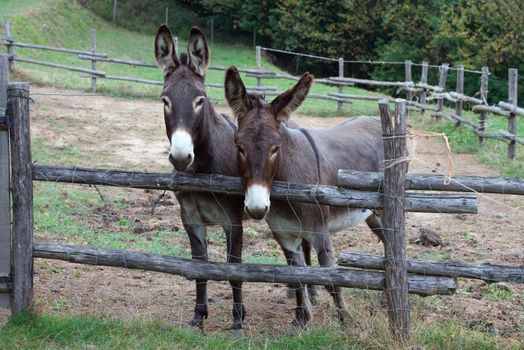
[
  {"left": 7, "top": 82, "right": 33, "bottom": 313},
  {"left": 404, "top": 60, "right": 412, "bottom": 101},
  {"left": 454, "top": 65, "right": 464, "bottom": 127},
  {"left": 173, "top": 37, "right": 179, "bottom": 59},
  {"left": 165, "top": 7, "right": 169, "bottom": 26},
  {"left": 435, "top": 64, "right": 449, "bottom": 122},
  {"left": 478, "top": 66, "right": 489, "bottom": 144},
  {"left": 4, "top": 18, "right": 14, "bottom": 71},
  {"left": 90, "top": 29, "right": 97, "bottom": 92},
  {"left": 337, "top": 57, "right": 344, "bottom": 115},
  {"left": 379, "top": 98, "right": 410, "bottom": 342},
  {"left": 508, "top": 68, "right": 518, "bottom": 159},
  {"left": 419, "top": 61, "right": 428, "bottom": 113},
  {"left": 0, "top": 55, "right": 12, "bottom": 309},
  {"left": 256, "top": 46, "right": 261, "bottom": 88}
]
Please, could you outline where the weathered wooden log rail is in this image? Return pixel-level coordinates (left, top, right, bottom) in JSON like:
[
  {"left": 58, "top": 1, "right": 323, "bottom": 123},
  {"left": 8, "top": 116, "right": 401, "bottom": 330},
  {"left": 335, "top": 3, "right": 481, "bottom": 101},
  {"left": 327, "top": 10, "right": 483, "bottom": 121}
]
[
  {"left": 33, "top": 243, "right": 457, "bottom": 296},
  {"left": 32, "top": 164, "right": 478, "bottom": 214},
  {"left": 338, "top": 252, "right": 524, "bottom": 283},
  {"left": 337, "top": 170, "right": 524, "bottom": 195}
]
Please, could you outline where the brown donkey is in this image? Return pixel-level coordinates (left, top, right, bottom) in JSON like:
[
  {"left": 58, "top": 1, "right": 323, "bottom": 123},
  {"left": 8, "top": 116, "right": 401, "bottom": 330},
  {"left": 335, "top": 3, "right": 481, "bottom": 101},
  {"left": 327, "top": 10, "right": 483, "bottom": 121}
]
[
  {"left": 225, "top": 66, "right": 386, "bottom": 329},
  {"left": 155, "top": 25, "right": 246, "bottom": 331}
]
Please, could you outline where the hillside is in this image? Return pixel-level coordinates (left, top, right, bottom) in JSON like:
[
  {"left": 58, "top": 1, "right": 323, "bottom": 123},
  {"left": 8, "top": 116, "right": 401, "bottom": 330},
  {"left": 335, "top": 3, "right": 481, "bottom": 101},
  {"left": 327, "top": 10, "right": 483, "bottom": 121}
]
[{"left": 0, "top": 0, "right": 383, "bottom": 116}]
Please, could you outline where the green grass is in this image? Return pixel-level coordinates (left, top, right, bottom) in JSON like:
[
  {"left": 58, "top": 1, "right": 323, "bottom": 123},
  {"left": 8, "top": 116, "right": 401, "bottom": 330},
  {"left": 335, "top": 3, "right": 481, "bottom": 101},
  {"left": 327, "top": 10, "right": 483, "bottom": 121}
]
[
  {"left": 423, "top": 107, "right": 524, "bottom": 177},
  {"left": 0, "top": 312, "right": 519, "bottom": 350}
]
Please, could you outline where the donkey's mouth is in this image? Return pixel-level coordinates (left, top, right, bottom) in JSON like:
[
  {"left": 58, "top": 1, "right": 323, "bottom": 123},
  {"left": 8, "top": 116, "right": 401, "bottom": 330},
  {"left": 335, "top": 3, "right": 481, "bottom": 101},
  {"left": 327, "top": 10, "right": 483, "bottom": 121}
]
[
  {"left": 245, "top": 206, "right": 269, "bottom": 220},
  {"left": 169, "top": 154, "right": 193, "bottom": 172}
]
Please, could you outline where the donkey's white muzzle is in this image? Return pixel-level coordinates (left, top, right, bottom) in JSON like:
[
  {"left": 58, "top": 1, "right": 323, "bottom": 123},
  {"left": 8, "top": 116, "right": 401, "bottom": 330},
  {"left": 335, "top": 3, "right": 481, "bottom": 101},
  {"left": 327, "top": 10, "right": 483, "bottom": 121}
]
[
  {"left": 169, "top": 129, "right": 194, "bottom": 171},
  {"left": 244, "top": 184, "right": 270, "bottom": 220}
]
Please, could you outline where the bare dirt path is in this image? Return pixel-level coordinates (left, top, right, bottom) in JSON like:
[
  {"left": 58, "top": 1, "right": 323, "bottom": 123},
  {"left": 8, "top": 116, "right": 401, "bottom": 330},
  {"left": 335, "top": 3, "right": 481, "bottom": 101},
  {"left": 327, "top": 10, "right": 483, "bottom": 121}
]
[{"left": 26, "top": 86, "right": 523, "bottom": 340}]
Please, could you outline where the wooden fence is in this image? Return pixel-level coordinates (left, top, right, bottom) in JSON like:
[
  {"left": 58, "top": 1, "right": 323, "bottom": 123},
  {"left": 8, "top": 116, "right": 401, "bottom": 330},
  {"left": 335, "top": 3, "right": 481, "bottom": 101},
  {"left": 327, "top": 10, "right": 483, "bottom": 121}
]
[{"left": 2, "top": 53, "right": 524, "bottom": 340}]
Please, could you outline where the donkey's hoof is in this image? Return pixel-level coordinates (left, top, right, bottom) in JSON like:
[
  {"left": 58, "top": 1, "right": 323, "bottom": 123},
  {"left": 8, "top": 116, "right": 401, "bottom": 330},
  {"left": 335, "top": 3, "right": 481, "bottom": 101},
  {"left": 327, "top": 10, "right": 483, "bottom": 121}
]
[
  {"left": 229, "top": 328, "right": 247, "bottom": 339},
  {"left": 188, "top": 318, "right": 204, "bottom": 331},
  {"left": 337, "top": 309, "right": 352, "bottom": 325},
  {"left": 287, "top": 319, "right": 309, "bottom": 335}
]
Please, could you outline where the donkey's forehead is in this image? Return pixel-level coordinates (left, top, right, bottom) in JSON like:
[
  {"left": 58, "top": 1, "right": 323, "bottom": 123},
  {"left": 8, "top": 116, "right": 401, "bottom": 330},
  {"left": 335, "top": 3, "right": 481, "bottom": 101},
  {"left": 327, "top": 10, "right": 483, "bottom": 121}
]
[
  {"left": 237, "top": 113, "right": 281, "bottom": 144},
  {"left": 163, "top": 66, "right": 205, "bottom": 92}
]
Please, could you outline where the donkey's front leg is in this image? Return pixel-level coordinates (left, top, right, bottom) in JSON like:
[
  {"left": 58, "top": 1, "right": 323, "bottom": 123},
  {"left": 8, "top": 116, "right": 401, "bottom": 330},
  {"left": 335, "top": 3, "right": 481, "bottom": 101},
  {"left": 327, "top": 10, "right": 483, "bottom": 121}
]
[
  {"left": 223, "top": 222, "right": 246, "bottom": 331},
  {"left": 275, "top": 235, "right": 312, "bottom": 331},
  {"left": 311, "top": 231, "right": 351, "bottom": 324},
  {"left": 184, "top": 222, "right": 209, "bottom": 330}
]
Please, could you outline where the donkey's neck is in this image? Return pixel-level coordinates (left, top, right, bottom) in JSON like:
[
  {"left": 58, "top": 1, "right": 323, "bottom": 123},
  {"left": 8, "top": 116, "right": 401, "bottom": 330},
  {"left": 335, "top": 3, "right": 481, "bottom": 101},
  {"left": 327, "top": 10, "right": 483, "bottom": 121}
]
[
  {"left": 277, "top": 124, "right": 319, "bottom": 184},
  {"left": 192, "top": 102, "right": 238, "bottom": 176}
]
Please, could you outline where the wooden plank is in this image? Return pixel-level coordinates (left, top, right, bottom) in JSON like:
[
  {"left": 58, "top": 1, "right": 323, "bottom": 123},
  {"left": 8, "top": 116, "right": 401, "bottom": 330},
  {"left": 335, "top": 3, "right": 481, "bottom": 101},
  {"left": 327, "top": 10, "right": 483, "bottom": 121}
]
[
  {"left": 474, "top": 130, "right": 524, "bottom": 145},
  {"left": 419, "top": 61, "right": 428, "bottom": 109},
  {"left": 337, "top": 58, "right": 344, "bottom": 114},
  {"left": 498, "top": 102, "right": 524, "bottom": 117},
  {"left": 435, "top": 64, "right": 449, "bottom": 121},
  {"left": 508, "top": 68, "right": 518, "bottom": 159},
  {"left": 32, "top": 164, "right": 478, "bottom": 214},
  {"left": 6, "top": 41, "right": 107, "bottom": 57},
  {"left": 454, "top": 65, "right": 464, "bottom": 127},
  {"left": 449, "top": 92, "right": 483, "bottom": 105},
  {"left": 380, "top": 99, "right": 410, "bottom": 341},
  {"left": 7, "top": 82, "right": 33, "bottom": 313},
  {"left": 450, "top": 114, "right": 480, "bottom": 129},
  {"left": 13, "top": 57, "right": 105, "bottom": 76},
  {"left": 405, "top": 60, "right": 413, "bottom": 101},
  {"left": 338, "top": 252, "right": 524, "bottom": 283},
  {"left": 0, "top": 55, "right": 11, "bottom": 309},
  {"left": 472, "top": 104, "right": 511, "bottom": 117},
  {"left": 78, "top": 54, "right": 157, "bottom": 68},
  {"left": 90, "top": 29, "right": 97, "bottom": 92},
  {"left": 478, "top": 67, "right": 489, "bottom": 144},
  {"left": 337, "top": 170, "right": 524, "bottom": 195},
  {"left": 33, "top": 243, "right": 457, "bottom": 296},
  {"left": 4, "top": 19, "right": 14, "bottom": 71}
]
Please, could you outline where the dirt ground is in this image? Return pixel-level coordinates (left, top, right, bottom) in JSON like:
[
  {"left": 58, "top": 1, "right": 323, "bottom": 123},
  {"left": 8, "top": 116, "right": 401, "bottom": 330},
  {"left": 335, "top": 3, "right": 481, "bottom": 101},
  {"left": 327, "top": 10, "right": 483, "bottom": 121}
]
[{"left": 19, "top": 86, "right": 524, "bottom": 341}]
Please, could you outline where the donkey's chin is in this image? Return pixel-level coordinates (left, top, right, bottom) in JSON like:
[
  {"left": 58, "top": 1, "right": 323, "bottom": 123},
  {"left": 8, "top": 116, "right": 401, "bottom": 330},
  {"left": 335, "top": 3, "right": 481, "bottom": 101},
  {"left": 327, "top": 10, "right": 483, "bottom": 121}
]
[{"left": 245, "top": 206, "right": 269, "bottom": 220}]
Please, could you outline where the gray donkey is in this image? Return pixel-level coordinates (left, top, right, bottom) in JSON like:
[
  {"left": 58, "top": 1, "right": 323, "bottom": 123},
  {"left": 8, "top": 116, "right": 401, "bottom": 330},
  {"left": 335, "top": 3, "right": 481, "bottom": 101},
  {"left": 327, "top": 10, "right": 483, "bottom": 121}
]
[{"left": 225, "top": 66, "right": 386, "bottom": 329}]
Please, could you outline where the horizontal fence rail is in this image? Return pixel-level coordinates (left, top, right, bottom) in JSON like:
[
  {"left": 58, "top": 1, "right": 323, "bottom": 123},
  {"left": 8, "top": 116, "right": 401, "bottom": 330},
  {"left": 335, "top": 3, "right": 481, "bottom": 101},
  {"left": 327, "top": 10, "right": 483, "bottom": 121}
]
[
  {"left": 337, "top": 170, "right": 524, "bottom": 195},
  {"left": 338, "top": 252, "right": 524, "bottom": 283},
  {"left": 32, "top": 164, "right": 478, "bottom": 214},
  {"left": 33, "top": 243, "right": 457, "bottom": 296}
]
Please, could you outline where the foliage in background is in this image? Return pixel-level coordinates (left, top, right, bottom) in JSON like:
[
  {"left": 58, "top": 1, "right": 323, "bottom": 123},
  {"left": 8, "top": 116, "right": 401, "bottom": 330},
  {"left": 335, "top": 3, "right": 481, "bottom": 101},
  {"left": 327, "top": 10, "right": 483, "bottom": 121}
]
[{"left": 178, "top": 0, "right": 523, "bottom": 102}]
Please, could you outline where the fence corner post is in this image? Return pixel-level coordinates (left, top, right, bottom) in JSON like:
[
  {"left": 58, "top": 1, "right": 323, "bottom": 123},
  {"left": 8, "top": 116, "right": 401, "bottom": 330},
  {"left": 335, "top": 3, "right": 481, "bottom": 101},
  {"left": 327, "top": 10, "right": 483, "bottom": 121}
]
[
  {"left": 7, "top": 81, "right": 33, "bottom": 314},
  {"left": 90, "top": 29, "right": 97, "bottom": 92},
  {"left": 4, "top": 18, "right": 14, "bottom": 71},
  {"left": 379, "top": 98, "right": 410, "bottom": 343},
  {"left": 0, "top": 55, "right": 12, "bottom": 310},
  {"left": 419, "top": 61, "right": 428, "bottom": 113},
  {"left": 454, "top": 64, "right": 464, "bottom": 128},
  {"left": 478, "top": 66, "right": 489, "bottom": 144},
  {"left": 508, "top": 68, "right": 518, "bottom": 159},
  {"left": 337, "top": 57, "right": 344, "bottom": 115}
]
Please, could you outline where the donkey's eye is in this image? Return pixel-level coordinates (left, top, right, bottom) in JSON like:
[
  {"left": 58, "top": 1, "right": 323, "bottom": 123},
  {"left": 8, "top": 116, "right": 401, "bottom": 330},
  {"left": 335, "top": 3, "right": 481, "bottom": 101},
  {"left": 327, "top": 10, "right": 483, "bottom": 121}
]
[
  {"left": 196, "top": 96, "right": 205, "bottom": 106},
  {"left": 237, "top": 145, "right": 246, "bottom": 157},
  {"left": 271, "top": 145, "right": 281, "bottom": 155}
]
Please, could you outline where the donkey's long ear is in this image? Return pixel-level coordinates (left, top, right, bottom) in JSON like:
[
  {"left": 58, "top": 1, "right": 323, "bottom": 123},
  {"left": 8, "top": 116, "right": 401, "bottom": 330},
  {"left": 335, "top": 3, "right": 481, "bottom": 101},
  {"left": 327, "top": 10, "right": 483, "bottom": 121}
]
[
  {"left": 225, "top": 66, "right": 250, "bottom": 120},
  {"left": 187, "top": 27, "right": 209, "bottom": 77},
  {"left": 155, "top": 25, "right": 180, "bottom": 76},
  {"left": 270, "top": 72, "right": 313, "bottom": 122}
]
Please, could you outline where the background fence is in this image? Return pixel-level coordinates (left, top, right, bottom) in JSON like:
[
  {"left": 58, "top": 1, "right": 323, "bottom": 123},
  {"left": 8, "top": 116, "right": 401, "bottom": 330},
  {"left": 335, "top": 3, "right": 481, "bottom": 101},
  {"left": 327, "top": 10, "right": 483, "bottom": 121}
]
[{"left": 2, "top": 18, "right": 522, "bottom": 160}]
